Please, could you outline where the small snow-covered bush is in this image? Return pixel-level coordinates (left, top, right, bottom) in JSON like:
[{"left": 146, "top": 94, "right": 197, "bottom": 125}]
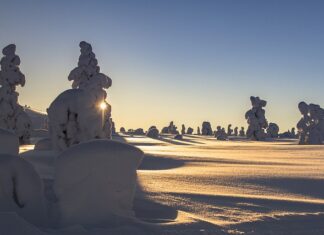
[
  {"left": 53, "top": 139, "right": 143, "bottom": 226},
  {"left": 174, "top": 134, "right": 183, "bottom": 140},
  {"left": 146, "top": 128, "right": 159, "bottom": 139},
  {"left": 133, "top": 128, "right": 145, "bottom": 135}
]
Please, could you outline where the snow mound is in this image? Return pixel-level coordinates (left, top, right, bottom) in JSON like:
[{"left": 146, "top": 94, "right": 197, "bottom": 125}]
[
  {"left": 47, "top": 89, "right": 105, "bottom": 151},
  {"left": 32, "top": 129, "right": 49, "bottom": 138},
  {"left": 53, "top": 139, "right": 144, "bottom": 227},
  {"left": 34, "top": 138, "right": 52, "bottom": 151},
  {"left": 0, "top": 212, "right": 46, "bottom": 235},
  {"left": 0, "top": 128, "right": 19, "bottom": 155},
  {"left": 0, "top": 154, "right": 47, "bottom": 226},
  {"left": 146, "top": 128, "right": 159, "bottom": 139}
]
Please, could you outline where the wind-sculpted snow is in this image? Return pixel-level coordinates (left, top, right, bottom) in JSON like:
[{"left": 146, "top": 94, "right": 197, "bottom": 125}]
[
  {"left": 0, "top": 154, "right": 47, "bottom": 226},
  {"left": 131, "top": 135, "right": 324, "bottom": 234},
  {"left": 16, "top": 135, "right": 324, "bottom": 234},
  {"left": 53, "top": 140, "right": 143, "bottom": 227}
]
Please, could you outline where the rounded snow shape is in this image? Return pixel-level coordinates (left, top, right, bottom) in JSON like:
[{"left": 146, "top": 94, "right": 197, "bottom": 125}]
[
  {"left": 146, "top": 128, "right": 159, "bottom": 139},
  {"left": 133, "top": 128, "right": 145, "bottom": 135},
  {"left": 0, "top": 128, "right": 19, "bottom": 155},
  {"left": 31, "top": 129, "right": 49, "bottom": 138},
  {"left": 202, "top": 122, "right": 213, "bottom": 135},
  {"left": 0, "top": 154, "right": 47, "bottom": 226},
  {"left": 186, "top": 127, "right": 194, "bottom": 134},
  {"left": 53, "top": 139, "right": 144, "bottom": 226},
  {"left": 174, "top": 134, "right": 183, "bottom": 140},
  {"left": 34, "top": 138, "right": 52, "bottom": 151},
  {"left": 2, "top": 44, "right": 16, "bottom": 56},
  {"left": 47, "top": 89, "right": 105, "bottom": 151}
]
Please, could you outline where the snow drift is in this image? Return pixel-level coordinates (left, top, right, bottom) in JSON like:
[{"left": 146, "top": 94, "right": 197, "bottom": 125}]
[
  {"left": 0, "top": 154, "right": 47, "bottom": 226},
  {"left": 53, "top": 139, "right": 144, "bottom": 227},
  {"left": 0, "top": 128, "right": 19, "bottom": 155},
  {"left": 34, "top": 138, "right": 52, "bottom": 151}
]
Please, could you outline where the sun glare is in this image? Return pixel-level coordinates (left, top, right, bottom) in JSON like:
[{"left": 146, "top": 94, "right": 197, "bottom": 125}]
[{"left": 99, "top": 102, "right": 107, "bottom": 110}]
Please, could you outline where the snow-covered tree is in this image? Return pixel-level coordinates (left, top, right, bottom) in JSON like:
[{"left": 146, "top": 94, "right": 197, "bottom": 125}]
[
  {"left": 0, "top": 44, "right": 31, "bottom": 144},
  {"left": 48, "top": 41, "right": 112, "bottom": 151}
]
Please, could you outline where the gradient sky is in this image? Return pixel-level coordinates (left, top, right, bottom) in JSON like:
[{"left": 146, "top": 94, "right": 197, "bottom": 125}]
[{"left": 1, "top": 0, "right": 324, "bottom": 131}]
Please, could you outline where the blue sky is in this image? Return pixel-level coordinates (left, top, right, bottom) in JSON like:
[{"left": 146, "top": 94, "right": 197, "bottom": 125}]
[{"left": 0, "top": 0, "right": 323, "bottom": 131}]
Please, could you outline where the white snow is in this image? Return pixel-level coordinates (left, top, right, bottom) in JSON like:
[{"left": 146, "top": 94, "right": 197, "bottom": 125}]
[
  {"left": 47, "top": 41, "right": 113, "bottom": 151},
  {"left": 0, "top": 154, "right": 47, "bottom": 226},
  {"left": 34, "top": 138, "right": 52, "bottom": 151},
  {"left": 32, "top": 129, "right": 49, "bottom": 138},
  {"left": 0, "top": 44, "right": 32, "bottom": 144},
  {"left": 53, "top": 139, "right": 143, "bottom": 227},
  {"left": 47, "top": 89, "right": 105, "bottom": 151},
  {"left": 0, "top": 128, "right": 19, "bottom": 155},
  {"left": 14, "top": 135, "right": 324, "bottom": 234}
]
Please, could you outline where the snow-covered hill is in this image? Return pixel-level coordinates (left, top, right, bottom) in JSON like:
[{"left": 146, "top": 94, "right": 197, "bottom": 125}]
[
  {"left": 15, "top": 135, "right": 324, "bottom": 234},
  {"left": 24, "top": 107, "right": 47, "bottom": 130}
]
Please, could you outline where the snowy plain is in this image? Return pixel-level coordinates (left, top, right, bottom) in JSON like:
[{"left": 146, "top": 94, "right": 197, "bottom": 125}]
[{"left": 12, "top": 134, "right": 324, "bottom": 234}]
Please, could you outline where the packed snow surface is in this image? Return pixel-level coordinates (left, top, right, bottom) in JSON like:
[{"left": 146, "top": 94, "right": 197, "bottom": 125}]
[{"left": 14, "top": 134, "right": 324, "bottom": 234}]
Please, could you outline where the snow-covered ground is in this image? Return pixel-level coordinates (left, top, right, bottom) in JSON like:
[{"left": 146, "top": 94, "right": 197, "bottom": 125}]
[{"left": 16, "top": 135, "right": 324, "bottom": 234}]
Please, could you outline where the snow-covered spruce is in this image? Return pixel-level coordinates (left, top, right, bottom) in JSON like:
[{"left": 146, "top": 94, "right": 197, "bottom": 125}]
[
  {"left": 47, "top": 41, "right": 112, "bottom": 151},
  {"left": 53, "top": 140, "right": 143, "bottom": 227},
  {"left": 227, "top": 124, "right": 233, "bottom": 136},
  {"left": 0, "top": 154, "right": 47, "bottom": 226},
  {"left": 297, "top": 101, "right": 324, "bottom": 144},
  {"left": 0, "top": 44, "right": 32, "bottom": 144},
  {"left": 239, "top": 127, "right": 245, "bottom": 137},
  {"left": 186, "top": 127, "right": 193, "bottom": 134},
  {"left": 0, "top": 128, "right": 19, "bottom": 155},
  {"left": 201, "top": 121, "right": 213, "bottom": 135},
  {"left": 215, "top": 126, "right": 228, "bottom": 140},
  {"left": 245, "top": 96, "right": 268, "bottom": 141},
  {"left": 161, "top": 121, "right": 179, "bottom": 134}
]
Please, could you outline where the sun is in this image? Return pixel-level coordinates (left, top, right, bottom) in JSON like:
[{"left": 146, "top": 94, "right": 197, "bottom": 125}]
[{"left": 99, "top": 101, "right": 107, "bottom": 110}]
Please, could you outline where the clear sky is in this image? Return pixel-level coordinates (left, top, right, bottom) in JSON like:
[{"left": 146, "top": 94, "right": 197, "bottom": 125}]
[{"left": 1, "top": 0, "right": 323, "bottom": 131}]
